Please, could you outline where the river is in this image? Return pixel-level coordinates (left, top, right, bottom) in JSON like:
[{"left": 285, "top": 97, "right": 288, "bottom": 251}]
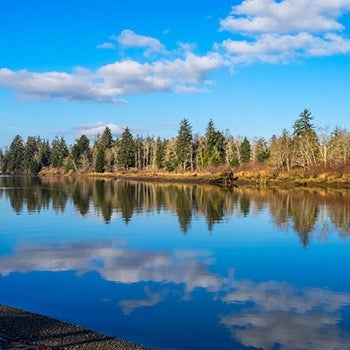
[{"left": 1, "top": 176, "right": 350, "bottom": 349}]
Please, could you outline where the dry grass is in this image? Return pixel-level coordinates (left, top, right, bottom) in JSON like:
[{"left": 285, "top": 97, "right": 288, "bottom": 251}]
[{"left": 40, "top": 165, "right": 350, "bottom": 188}]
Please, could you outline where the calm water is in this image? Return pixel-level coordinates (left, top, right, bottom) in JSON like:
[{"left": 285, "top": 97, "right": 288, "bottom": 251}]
[{"left": 1, "top": 176, "right": 350, "bottom": 350}]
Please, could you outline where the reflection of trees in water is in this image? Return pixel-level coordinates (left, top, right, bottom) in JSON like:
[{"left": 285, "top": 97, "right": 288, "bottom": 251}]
[
  {"left": 290, "top": 192, "right": 318, "bottom": 247},
  {"left": 0, "top": 176, "right": 58, "bottom": 214},
  {"left": 265, "top": 187, "right": 350, "bottom": 245},
  {"left": 324, "top": 192, "right": 350, "bottom": 237},
  {"left": 239, "top": 196, "right": 250, "bottom": 217},
  {"left": 71, "top": 178, "right": 91, "bottom": 216},
  {"left": 268, "top": 189, "right": 319, "bottom": 246},
  {"left": 94, "top": 180, "right": 113, "bottom": 223},
  {"left": 2, "top": 176, "right": 350, "bottom": 243},
  {"left": 171, "top": 185, "right": 193, "bottom": 233}
]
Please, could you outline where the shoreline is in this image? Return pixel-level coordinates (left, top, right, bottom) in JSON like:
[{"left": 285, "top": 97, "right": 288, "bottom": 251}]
[
  {"left": 0, "top": 304, "right": 144, "bottom": 350},
  {"left": 74, "top": 172, "right": 350, "bottom": 189},
  {"left": 4, "top": 169, "right": 350, "bottom": 188},
  {"left": 35, "top": 169, "right": 350, "bottom": 189}
]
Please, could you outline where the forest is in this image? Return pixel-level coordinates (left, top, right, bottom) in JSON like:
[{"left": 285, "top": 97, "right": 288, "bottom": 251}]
[{"left": 1, "top": 109, "right": 350, "bottom": 179}]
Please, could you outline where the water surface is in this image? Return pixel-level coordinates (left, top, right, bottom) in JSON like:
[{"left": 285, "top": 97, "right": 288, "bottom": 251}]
[{"left": 1, "top": 176, "right": 350, "bottom": 349}]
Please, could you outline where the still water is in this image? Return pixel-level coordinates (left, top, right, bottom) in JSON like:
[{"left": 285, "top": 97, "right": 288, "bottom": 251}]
[{"left": 1, "top": 176, "right": 350, "bottom": 349}]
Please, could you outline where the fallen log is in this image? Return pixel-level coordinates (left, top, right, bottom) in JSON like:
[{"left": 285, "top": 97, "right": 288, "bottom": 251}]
[{"left": 209, "top": 171, "right": 238, "bottom": 187}]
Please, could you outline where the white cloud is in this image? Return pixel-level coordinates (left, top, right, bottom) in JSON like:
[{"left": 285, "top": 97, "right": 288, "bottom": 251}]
[
  {"left": 0, "top": 67, "right": 94, "bottom": 101},
  {"left": 0, "top": 50, "right": 222, "bottom": 103},
  {"left": 222, "top": 32, "right": 350, "bottom": 63},
  {"left": 75, "top": 122, "right": 123, "bottom": 138},
  {"left": 219, "top": 0, "right": 350, "bottom": 63},
  {"left": 116, "top": 29, "right": 167, "bottom": 56},
  {"left": 221, "top": 0, "right": 350, "bottom": 34},
  {"left": 97, "top": 42, "right": 116, "bottom": 49}
]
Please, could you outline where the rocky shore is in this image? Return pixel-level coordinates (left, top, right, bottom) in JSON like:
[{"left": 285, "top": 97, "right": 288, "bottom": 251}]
[{"left": 0, "top": 305, "right": 144, "bottom": 350}]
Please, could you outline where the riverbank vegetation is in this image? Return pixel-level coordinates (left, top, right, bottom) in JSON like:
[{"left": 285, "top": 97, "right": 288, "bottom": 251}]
[{"left": 1, "top": 109, "right": 350, "bottom": 185}]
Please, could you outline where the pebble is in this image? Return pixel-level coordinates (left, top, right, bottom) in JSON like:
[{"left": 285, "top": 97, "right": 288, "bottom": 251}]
[{"left": 0, "top": 305, "right": 144, "bottom": 350}]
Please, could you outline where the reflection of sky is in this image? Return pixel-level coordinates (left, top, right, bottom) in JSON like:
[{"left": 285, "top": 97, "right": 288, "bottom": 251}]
[
  {"left": 0, "top": 241, "right": 221, "bottom": 292},
  {"left": 1, "top": 239, "right": 350, "bottom": 349},
  {"left": 221, "top": 280, "right": 350, "bottom": 350},
  {"left": 2, "top": 188, "right": 350, "bottom": 350}
]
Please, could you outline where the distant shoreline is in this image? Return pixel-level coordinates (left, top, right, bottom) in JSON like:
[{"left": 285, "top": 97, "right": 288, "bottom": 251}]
[
  {"left": 3, "top": 168, "right": 350, "bottom": 188},
  {"left": 0, "top": 304, "right": 144, "bottom": 350},
  {"left": 65, "top": 170, "right": 350, "bottom": 189}
]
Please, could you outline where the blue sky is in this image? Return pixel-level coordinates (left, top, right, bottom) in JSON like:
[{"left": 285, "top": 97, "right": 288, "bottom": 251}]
[{"left": 1, "top": 0, "right": 350, "bottom": 148}]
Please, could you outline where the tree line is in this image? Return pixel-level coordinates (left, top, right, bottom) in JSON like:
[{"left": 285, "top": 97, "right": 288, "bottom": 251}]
[{"left": 1, "top": 108, "right": 350, "bottom": 175}]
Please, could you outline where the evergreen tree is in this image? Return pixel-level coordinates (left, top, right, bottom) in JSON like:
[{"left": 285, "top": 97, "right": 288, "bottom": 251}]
[
  {"left": 50, "top": 136, "right": 68, "bottom": 168},
  {"left": 0, "top": 149, "right": 4, "bottom": 172},
  {"left": 100, "top": 127, "right": 113, "bottom": 149},
  {"left": 93, "top": 127, "right": 114, "bottom": 173},
  {"left": 95, "top": 145, "right": 105, "bottom": 173},
  {"left": 204, "top": 119, "right": 225, "bottom": 167},
  {"left": 39, "top": 138, "right": 51, "bottom": 168},
  {"left": 72, "top": 135, "right": 90, "bottom": 162},
  {"left": 5, "top": 135, "right": 25, "bottom": 173},
  {"left": 205, "top": 119, "right": 216, "bottom": 153},
  {"left": 240, "top": 137, "right": 251, "bottom": 163},
  {"left": 292, "top": 109, "right": 319, "bottom": 168},
  {"left": 155, "top": 137, "right": 166, "bottom": 169},
  {"left": 24, "top": 136, "right": 40, "bottom": 174},
  {"left": 117, "top": 127, "right": 135, "bottom": 171},
  {"left": 176, "top": 118, "right": 193, "bottom": 172},
  {"left": 293, "top": 108, "right": 315, "bottom": 137},
  {"left": 71, "top": 134, "right": 91, "bottom": 172}
]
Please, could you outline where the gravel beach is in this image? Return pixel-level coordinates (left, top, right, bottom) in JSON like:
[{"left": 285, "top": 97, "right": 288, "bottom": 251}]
[{"left": 0, "top": 305, "right": 145, "bottom": 349}]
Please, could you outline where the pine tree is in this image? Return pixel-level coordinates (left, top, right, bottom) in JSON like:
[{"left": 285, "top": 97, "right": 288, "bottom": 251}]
[
  {"left": 155, "top": 137, "right": 166, "bottom": 169},
  {"left": 292, "top": 109, "right": 319, "bottom": 168},
  {"left": 71, "top": 135, "right": 91, "bottom": 172},
  {"left": 93, "top": 127, "right": 114, "bottom": 173},
  {"left": 204, "top": 119, "right": 225, "bottom": 167},
  {"left": 95, "top": 145, "right": 105, "bottom": 173},
  {"left": 24, "top": 136, "right": 40, "bottom": 174},
  {"left": 0, "top": 149, "right": 4, "bottom": 172},
  {"left": 5, "top": 135, "right": 25, "bottom": 173},
  {"left": 39, "top": 138, "right": 51, "bottom": 168},
  {"left": 50, "top": 136, "right": 68, "bottom": 168},
  {"left": 101, "top": 127, "right": 113, "bottom": 149},
  {"left": 176, "top": 118, "right": 193, "bottom": 172},
  {"left": 240, "top": 137, "right": 251, "bottom": 163},
  {"left": 117, "top": 127, "right": 135, "bottom": 171},
  {"left": 293, "top": 108, "right": 315, "bottom": 137}
]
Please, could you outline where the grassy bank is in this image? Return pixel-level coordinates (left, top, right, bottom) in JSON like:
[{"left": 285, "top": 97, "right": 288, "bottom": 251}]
[{"left": 39, "top": 167, "right": 350, "bottom": 188}]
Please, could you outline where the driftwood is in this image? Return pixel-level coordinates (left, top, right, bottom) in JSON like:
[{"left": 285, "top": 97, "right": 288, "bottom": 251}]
[{"left": 209, "top": 171, "right": 238, "bottom": 187}]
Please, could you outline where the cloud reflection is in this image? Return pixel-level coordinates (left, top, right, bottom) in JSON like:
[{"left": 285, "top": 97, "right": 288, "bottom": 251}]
[
  {"left": 1, "top": 241, "right": 350, "bottom": 349},
  {"left": 0, "top": 241, "right": 221, "bottom": 293},
  {"left": 119, "top": 286, "right": 167, "bottom": 315},
  {"left": 221, "top": 280, "right": 350, "bottom": 349}
]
